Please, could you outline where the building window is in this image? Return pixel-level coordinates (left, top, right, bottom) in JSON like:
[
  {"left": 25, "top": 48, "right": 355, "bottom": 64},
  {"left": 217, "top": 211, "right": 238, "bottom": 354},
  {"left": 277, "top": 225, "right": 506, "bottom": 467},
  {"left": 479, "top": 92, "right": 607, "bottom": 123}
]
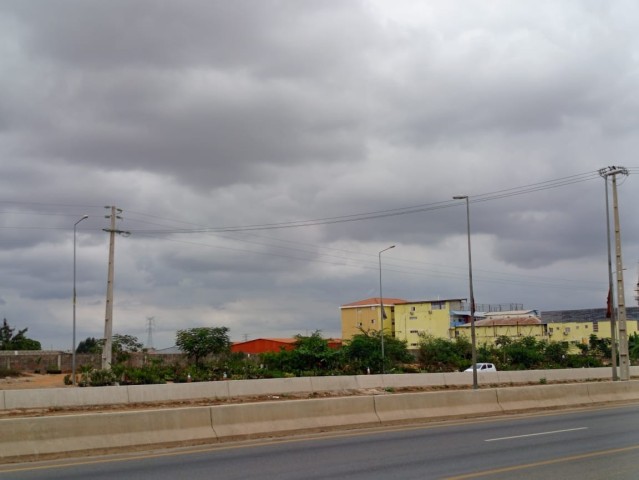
[
  {"left": 371, "top": 319, "right": 375, "bottom": 324},
  {"left": 410, "top": 330, "right": 418, "bottom": 334},
  {"left": 410, "top": 306, "right": 416, "bottom": 312},
  {"left": 593, "top": 322, "right": 599, "bottom": 333},
  {"left": 432, "top": 301, "right": 445, "bottom": 310}
]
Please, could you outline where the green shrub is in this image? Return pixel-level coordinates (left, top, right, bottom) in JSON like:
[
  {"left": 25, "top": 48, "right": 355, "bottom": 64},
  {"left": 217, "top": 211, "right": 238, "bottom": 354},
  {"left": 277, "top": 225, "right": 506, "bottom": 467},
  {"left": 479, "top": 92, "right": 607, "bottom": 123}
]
[{"left": 0, "top": 368, "right": 21, "bottom": 378}]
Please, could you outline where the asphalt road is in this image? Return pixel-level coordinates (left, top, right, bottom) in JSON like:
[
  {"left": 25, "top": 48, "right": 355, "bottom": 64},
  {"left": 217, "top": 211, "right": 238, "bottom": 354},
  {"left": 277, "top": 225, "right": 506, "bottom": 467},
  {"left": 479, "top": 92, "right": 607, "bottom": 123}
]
[{"left": 2, "top": 403, "right": 639, "bottom": 479}]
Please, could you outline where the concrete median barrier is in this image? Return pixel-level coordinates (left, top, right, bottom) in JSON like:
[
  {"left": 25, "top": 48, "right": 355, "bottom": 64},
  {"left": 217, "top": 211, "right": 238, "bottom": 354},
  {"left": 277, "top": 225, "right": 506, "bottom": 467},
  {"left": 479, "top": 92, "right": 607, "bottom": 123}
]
[
  {"left": 374, "top": 389, "right": 502, "bottom": 423},
  {"left": 383, "top": 373, "right": 446, "bottom": 389},
  {"left": 4, "top": 385, "right": 129, "bottom": 410},
  {"left": 310, "top": 375, "right": 359, "bottom": 393},
  {"left": 210, "top": 396, "right": 378, "bottom": 438},
  {"left": 0, "top": 407, "right": 216, "bottom": 460},
  {"left": 127, "top": 381, "right": 230, "bottom": 404},
  {"left": 227, "top": 377, "right": 312, "bottom": 398},
  {"left": 587, "top": 380, "right": 639, "bottom": 404},
  {"left": 497, "top": 383, "right": 592, "bottom": 412}
]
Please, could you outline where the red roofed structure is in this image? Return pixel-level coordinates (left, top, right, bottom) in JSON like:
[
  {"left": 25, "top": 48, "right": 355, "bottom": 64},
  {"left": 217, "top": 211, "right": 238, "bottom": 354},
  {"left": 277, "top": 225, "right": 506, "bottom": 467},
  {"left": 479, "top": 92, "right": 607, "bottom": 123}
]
[{"left": 231, "top": 338, "right": 342, "bottom": 355}]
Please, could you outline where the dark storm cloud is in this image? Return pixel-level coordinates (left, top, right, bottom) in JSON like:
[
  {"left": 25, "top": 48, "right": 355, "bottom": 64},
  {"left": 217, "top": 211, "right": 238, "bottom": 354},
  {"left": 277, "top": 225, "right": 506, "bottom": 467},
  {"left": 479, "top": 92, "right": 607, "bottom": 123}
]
[
  {"left": 2, "top": 0, "right": 377, "bottom": 190},
  {"left": 1, "top": 1, "right": 639, "bottom": 349}
]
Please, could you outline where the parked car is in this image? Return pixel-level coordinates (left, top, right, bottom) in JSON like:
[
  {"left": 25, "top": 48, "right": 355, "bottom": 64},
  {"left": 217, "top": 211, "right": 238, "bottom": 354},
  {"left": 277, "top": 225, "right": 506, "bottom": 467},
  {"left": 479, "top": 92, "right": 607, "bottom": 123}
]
[{"left": 464, "top": 363, "right": 497, "bottom": 372}]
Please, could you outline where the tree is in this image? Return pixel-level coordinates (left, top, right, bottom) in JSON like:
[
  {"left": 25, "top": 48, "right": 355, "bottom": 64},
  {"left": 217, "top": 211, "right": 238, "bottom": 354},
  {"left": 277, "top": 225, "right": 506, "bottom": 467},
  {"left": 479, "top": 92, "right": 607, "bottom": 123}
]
[
  {"left": 76, "top": 337, "right": 101, "bottom": 354},
  {"left": 112, "top": 334, "right": 144, "bottom": 364},
  {"left": 417, "top": 335, "right": 471, "bottom": 372},
  {"left": 176, "top": 327, "right": 231, "bottom": 366},
  {"left": 0, "top": 318, "right": 41, "bottom": 351},
  {"left": 260, "top": 331, "right": 340, "bottom": 375},
  {"left": 341, "top": 330, "right": 412, "bottom": 374}
]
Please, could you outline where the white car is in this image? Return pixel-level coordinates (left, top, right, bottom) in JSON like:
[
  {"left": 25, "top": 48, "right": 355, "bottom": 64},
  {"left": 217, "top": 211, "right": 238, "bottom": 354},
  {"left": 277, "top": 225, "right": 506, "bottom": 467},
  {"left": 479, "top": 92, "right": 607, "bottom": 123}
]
[{"left": 464, "top": 363, "right": 497, "bottom": 372}]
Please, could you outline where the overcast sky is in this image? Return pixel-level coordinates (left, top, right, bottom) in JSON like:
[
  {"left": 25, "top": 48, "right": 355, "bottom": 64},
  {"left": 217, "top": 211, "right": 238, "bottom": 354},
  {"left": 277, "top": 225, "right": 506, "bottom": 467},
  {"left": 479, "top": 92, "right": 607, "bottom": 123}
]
[{"left": 1, "top": 1, "right": 638, "bottom": 350}]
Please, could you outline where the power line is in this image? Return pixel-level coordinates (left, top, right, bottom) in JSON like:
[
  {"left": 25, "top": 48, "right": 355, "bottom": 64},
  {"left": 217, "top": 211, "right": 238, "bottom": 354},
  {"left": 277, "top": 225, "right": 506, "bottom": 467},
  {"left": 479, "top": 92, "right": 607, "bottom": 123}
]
[{"left": 125, "top": 169, "right": 606, "bottom": 235}]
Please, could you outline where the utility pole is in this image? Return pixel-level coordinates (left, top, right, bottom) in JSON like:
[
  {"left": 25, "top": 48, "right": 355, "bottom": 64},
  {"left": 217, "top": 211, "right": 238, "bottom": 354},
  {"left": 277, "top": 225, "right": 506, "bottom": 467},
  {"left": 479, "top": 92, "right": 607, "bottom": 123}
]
[
  {"left": 146, "top": 316, "right": 155, "bottom": 350},
  {"left": 102, "top": 206, "right": 130, "bottom": 369},
  {"left": 600, "top": 171, "right": 618, "bottom": 381},
  {"left": 599, "top": 167, "right": 630, "bottom": 381}
]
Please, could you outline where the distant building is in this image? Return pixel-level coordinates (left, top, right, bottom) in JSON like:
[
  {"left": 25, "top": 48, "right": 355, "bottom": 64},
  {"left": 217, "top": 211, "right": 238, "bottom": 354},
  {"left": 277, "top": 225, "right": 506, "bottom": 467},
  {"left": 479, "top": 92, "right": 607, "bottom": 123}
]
[
  {"left": 340, "top": 297, "right": 408, "bottom": 341},
  {"left": 452, "top": 310, "right": 545, "bottom": 343},
  {"left": 452, "top": 308, "right": 639, "bottom": 346},
  {"left": 341, "top": 297, "right": 639, "bottom": 349},
  {"left": 393, "top": 298, "right": 466, "bottom": 348},
  {"left": 542, "top": 307, "right": 639, "bottom": 344}
]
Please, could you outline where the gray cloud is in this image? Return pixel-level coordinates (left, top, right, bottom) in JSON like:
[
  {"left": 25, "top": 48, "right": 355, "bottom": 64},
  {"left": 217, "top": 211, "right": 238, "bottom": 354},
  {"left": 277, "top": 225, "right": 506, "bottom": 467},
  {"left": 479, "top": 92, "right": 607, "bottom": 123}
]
[{"left": 0, "top": 1, "right": 638, "bottom": 350}]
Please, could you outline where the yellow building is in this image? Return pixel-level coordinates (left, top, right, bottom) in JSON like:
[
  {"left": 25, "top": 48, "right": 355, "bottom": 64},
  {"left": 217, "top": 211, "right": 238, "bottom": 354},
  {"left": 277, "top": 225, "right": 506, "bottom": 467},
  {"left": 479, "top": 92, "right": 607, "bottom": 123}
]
[
  {"left": 452, "top": 308, "right": 639, "bottom": 348},
  {"left": 452, "top": 311, "right": 546, "bottom": 345},
  {"left": 394, "top": 298, "right": 465, "bottom": 348},
  {"left": 342, "top": 299, "right": 639, "bottom": 349},
  {"left": 340, "top": 297, "right": 407, "bottom": 341}
]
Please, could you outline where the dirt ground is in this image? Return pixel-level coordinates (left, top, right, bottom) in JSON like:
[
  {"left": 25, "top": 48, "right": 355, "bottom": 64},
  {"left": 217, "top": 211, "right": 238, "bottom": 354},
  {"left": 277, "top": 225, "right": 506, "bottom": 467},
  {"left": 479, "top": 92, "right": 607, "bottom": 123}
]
[{"left": 0, "top": 373, "right": 69, "bottom": 390}]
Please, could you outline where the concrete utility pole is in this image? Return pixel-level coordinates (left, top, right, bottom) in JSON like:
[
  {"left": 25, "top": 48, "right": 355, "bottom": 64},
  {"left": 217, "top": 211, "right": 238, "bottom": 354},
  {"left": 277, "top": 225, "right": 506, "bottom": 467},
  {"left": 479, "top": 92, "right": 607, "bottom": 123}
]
[
  {"left": 102, "top": 206, "right": 130, "bottom": 370},
  {"left": 146, "top": 316, "right": 155, "bottom": 350},
  {"left": 601, "top": 173, "right": 618, "bottom": 381},
  {"left": 599, "top": 167, "right": 630, "bottom": 381}
]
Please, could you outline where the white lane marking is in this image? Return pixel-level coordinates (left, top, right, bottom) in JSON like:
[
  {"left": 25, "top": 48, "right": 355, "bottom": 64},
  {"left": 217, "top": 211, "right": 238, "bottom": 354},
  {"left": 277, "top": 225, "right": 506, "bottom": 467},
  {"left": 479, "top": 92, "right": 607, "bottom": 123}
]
[{"left": 485, "top": 427, "right": 588, "bottom": 442}]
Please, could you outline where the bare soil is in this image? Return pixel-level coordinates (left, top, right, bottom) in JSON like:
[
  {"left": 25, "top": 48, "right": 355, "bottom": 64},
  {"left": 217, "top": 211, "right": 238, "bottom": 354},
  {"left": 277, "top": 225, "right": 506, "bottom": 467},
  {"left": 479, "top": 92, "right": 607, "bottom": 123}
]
[{"left": 0, "top": 373, "right": 68, "bottom": 390}]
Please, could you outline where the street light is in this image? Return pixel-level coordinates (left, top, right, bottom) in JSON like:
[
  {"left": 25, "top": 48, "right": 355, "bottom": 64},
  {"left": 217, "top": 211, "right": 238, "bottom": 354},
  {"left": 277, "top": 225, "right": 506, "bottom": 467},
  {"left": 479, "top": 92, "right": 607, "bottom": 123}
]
[
  {"left": 379, "top": 245, "right": 395, "bottom": 374},
  {"left": 73, "top": 215, "right": 89, "bottom": 386},
  {"left": 453, "top": 195, "right": 478, "bottom": 390}
]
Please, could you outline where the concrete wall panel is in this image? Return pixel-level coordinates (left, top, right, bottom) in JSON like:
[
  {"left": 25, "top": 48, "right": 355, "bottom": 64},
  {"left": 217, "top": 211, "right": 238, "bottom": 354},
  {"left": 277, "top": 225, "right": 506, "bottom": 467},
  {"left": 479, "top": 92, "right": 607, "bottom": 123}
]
[
  {"left": 497, "top": 383, "right": 592, "bottom": 412},
  {"left": 127, "top": 381, "right": 229, "bottom": 404},
  {"left": 0, "top": 407, "right": 215, "bottom": 459},
  {"left": 4, "top": 385, "right": 129, "bottom": 409},
  {"left": 587, "top": 380, "right": 639, "bottom": 404},
  {"left": 374, "top": 390, "right": 501, "bottom": 423},
  {"left": 227, "top": 377, "right": 313, "bottom": 398},
  {"left": 210, "top": 396, "right": 378, "bottom": 438},
  {"left": 383, "top": 373, "right": 446, "bottom": 389},
  {"left": 309, "top": 375, "right": 359, "bottom": 393}
]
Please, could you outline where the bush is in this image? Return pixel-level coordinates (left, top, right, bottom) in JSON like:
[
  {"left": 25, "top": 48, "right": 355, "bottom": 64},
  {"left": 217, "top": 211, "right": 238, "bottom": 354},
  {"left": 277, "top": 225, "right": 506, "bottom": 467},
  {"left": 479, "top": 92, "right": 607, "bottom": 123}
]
[
  {"left": 79, "top": 368, "right": 116, "bottom": 387},
  {"left": 0, "top": 368, "right": 21, "bottom": 378}
]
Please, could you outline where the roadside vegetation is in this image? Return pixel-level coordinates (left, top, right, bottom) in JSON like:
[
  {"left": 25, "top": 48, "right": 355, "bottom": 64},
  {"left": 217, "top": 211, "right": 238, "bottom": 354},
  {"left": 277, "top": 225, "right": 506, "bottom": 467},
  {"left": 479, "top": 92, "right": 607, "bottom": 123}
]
[
  {"left": 66, "top": 328, "right": 639, "bottom": 387},
  {"left": 0, "top": 318, "right": 41, "bottom": 351}
]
